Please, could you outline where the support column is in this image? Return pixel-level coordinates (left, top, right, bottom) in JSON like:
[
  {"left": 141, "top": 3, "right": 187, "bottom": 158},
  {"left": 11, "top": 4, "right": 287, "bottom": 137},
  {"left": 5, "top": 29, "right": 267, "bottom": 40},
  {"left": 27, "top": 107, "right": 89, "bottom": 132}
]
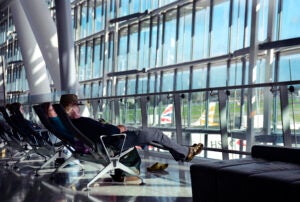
[
  {"left": 55, "top": 0, "right": 78, "bottom": 94},
  {"left": 280, "top": 86, "right": 292, "bottom": 146},
  {"left": 0, "top": 56, "right": 6, "bottom": 105},
  {"left": 19, "top": 0, "right": 61, "bottom": 91},
  {"left": 263, "top": 0, "right": 276, "bottom": 136},
  {"left": 141, "top": 96, "right": 148, "bottom": 127},
  {"left": 174, "top": 93, "right": 183, "bottom": 145},
  {"left": 218, "top": 90, "right": 229, "bottom": 160},
  {"left": 10, "top": 0, "right": 51, "bottom": 103},
  {"left": 246, "top": 0, "right": 259, "bottom": 152}
]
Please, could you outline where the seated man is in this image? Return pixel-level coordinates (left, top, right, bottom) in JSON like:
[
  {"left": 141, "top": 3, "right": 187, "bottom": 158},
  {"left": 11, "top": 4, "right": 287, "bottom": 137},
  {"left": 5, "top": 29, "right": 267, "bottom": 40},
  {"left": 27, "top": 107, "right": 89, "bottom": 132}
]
[
  {"left": 60, "top": 94, "right": 204, "bottom": 162},
  {"left": 42, "top": 102, "right": 141, "bottom": 182},
  {"left": 41, "top": 102, "right": 75, "bottom": 144},
  {"left": 7, "top": 102, "right": 41, "bottom": 131},
  {"left": 6, "top": 102, "right": 44, "bottom": 145}
]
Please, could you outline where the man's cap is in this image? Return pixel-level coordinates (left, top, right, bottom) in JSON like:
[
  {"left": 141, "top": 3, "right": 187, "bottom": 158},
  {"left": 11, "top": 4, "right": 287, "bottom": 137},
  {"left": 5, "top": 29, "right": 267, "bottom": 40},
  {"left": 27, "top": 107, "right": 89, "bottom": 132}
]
[{"left": 60, "top": 94, "right": 83, "bottom": 108}]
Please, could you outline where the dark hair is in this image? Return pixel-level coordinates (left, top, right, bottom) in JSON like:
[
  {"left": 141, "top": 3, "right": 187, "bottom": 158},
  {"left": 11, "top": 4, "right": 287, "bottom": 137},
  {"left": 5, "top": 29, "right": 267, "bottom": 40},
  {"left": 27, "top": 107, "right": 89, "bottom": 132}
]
[
  {"left": 40, "top": 102, "right": 51, "bottom": 115},
  {"left": 6, "top": 102, "right": 22, "bottom": 115}
]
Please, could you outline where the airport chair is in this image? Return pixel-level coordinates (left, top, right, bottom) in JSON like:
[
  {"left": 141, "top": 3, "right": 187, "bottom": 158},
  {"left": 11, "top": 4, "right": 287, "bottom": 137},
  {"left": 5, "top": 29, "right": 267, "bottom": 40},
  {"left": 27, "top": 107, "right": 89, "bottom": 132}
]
[
  {"left": 52, "top": 103, "right": 143, "bottom": 190},
  {"left": 33, "top": 104, "right": 88, "bottom": 174},
  {"left": 0, "top": 106, "right": 31, "bottom": 159},
  {"left": 0, "top": 106, "right": 55, "bottom": 167}
]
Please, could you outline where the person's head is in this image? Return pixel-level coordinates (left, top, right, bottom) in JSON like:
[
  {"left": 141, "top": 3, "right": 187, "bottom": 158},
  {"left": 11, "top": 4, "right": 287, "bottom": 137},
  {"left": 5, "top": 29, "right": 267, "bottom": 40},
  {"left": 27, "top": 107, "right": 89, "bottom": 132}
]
[
  {"left": 59, "top": 94, "right": 83, "bottom": 119},
  {"left": 6, "top": 102, "right": 23, "bottom": 115},
  {"left": 41, "top": 102, "right": 57, "bottom": 118}
]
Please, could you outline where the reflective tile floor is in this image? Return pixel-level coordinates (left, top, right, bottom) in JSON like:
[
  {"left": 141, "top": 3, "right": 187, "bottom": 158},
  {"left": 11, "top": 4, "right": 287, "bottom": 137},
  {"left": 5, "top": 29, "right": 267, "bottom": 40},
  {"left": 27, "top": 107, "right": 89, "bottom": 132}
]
[{"left": 0, "top": 146, "right": 199, "bottom": 202}]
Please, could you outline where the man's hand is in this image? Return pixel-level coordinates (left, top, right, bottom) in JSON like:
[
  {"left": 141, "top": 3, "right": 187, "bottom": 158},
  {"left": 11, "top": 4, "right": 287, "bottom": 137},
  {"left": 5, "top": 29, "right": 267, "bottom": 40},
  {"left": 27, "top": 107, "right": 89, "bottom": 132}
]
[{"left": 117, "top": 125, "right": 127, "bottom": 133}]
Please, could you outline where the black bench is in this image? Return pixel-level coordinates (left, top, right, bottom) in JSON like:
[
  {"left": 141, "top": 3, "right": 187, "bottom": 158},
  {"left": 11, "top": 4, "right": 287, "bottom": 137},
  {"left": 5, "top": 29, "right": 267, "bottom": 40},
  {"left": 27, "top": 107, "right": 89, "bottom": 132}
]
[{"left": 190, "top": 145, "right": 300, "bottom": 202}]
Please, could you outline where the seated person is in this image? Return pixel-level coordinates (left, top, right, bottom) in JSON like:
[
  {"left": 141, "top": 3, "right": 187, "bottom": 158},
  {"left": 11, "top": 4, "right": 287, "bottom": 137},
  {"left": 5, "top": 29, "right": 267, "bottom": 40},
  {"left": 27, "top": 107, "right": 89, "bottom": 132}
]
[
  {"left": 40, "top": 102, "right": 88, "bottom": 153},
  {"left": 42, "top": 101, "right": 141, "bottom": 182},
  {"left": 60, "top": 94, "right": 204, "bottom": 162},
  {"left": 6, "top": 102, "right": 43, "bottom": 145},
  {"left": 6, "top": 102, "right": 41, "bottom": 131},
  {"left": 41, "top": 102, "right": 75, "bottom": 143}
]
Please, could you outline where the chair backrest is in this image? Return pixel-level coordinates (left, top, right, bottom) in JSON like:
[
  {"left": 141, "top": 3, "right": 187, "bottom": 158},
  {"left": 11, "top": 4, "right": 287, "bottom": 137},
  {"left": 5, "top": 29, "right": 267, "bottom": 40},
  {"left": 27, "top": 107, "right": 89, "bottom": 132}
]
[
  {"left": 52, "top": 104, "right": 108, "bottom": 161},
  {"left": 33, "top": 104, "right": 75, "bottom": 153},
  {"left": 1, "top": 105, "right": 45, "bottom": 146},
  {"left": 0, "top": 106, "right": 17, "bottom": 131},
  {"left": 0, "top": 106, "right": 23, "bottom": 142}
]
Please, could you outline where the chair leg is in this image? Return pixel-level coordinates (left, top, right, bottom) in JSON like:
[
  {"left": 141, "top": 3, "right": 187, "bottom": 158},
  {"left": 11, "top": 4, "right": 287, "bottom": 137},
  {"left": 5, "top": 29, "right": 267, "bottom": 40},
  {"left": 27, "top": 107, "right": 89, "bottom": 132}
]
[
  {"left": 86, "top": 160, "right": 143, "bottom": 189},
  {"left": 86, "top": 162, "right": 115, "bottom": 189}
]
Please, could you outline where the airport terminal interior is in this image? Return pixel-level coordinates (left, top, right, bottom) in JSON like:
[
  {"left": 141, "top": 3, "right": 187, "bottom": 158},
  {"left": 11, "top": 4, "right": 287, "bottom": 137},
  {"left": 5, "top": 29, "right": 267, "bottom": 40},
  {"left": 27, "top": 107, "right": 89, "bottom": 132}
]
[{"left": 0, "top": 0, "right": 300, "bottom": 201}]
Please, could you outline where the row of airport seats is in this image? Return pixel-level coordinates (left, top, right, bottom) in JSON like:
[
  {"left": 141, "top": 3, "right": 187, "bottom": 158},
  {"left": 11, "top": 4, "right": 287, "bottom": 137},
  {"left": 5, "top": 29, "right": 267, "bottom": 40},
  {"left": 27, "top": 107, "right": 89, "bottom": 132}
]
[
  {"left": 0, "top": 105, "right": 58, "bottom": 168},
  {"left": 34, "top": 103, "right": 143, "bottom": 190},
  {"left": 190, "top": 145, "right": 300, "bottom": 202},
  {"left": 0, "top": 103, "right": 143, "bottom": 188},
  {"left": 0, "top": 102, "right": 169, "bottom": 190}
]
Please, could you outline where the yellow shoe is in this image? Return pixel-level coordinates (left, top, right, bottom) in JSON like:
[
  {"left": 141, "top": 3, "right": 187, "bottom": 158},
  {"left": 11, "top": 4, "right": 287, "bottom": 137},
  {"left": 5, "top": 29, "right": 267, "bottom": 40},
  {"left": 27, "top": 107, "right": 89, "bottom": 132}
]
[
  {"left": 185, "top": 143, "right": 204, "bottom": 162},
  {"left": 147, "top": 162, "right": 168, "bottom": 172}
]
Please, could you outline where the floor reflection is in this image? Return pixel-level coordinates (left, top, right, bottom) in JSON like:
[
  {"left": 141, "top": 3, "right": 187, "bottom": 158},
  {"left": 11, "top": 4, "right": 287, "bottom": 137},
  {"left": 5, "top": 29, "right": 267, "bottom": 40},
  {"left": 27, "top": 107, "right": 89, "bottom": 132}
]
[{"left": 0, "top": 147, "right": 193, "bottom": 202}]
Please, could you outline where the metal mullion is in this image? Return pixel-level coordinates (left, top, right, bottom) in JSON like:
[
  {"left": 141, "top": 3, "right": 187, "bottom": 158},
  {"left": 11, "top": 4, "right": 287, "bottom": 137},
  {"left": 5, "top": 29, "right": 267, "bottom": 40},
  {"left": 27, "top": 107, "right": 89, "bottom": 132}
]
[
  {"left": 243, "top": 0, "right": 248, "bottom": 48},
  {"left": 158, "top": 14, "right": 163, "bottom": 67},
  {"left": 191, "top": 0, "right": 196, "bottom": 60},
  {"left": 228, "top": 0, "right": 233, "bottom": 53},
  {"left": 208, "top": 0, "right": 213, "bottom": 57},
  {"left": 175, "top": 6, "right": 180, "bottom": 64},
  {"left": 126, "top": 25, "right": 130, "bottom": 70},
  {"left": 137, "top": 20, "right": 141, "bottom": 69}
]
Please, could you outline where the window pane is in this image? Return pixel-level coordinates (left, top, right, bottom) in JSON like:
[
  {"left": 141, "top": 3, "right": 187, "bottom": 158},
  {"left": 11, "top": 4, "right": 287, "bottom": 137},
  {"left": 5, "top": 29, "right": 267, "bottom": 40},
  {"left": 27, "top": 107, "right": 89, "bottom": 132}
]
[
  {"left": 231, "top": 0, "right": 246, "bottom": 51},
  {"left": 127, "top": 77, "right": 136, "bottom": 95},
  {"left": 79, "top": 44, "right": 86, "bottom": 81},
  {"left": 116, "top": 78, "right": 125, "bottom": 96},
  {"left": 162, "top": 71, "right": 174, "bottom": 92},
  {"left": 149, "top": 73, "right": 156, "bottom": 93},
  {"left": 176, "top": 69, "right": 190, "bottom": 90},
  {"left": 92, "top": 82, "right": 98, "bottom": 98},
  {"left": 192, "top": 65, "right": 207, "bottom": 89},
  {"left": 80, "top": 4, "right": 87, "bottom": 38},
  {"left": 209, "top": 64, "right": 227, "bottom": 87},
  {"left": 119, "top": 0, "right": 129, "bottom": 17},
  {"left": 86, "top": 41, "right": 92, "bottom": 80},
  {"left": 84, "top": 83, "right": 91, "bottom": 98},
  {"left": 150, "top": 17, "right": 158, "bottom": 68},
  {"left": 93, "top": 38, "right": 103, "bottom": 78},
  {"left": 139, "top": 20, "right": 150, "bottom": 69},
  {"left": 87, "top": 1, "right": 93, "bottom": 36},
  {"left": 128, "top": 24, "right": 138, "bottom": 70},
  {"left": 138, "top": 75, "right": 147, "bottom": 94},
  {"left": 278, "top": 54, "right": 300, "bottom": 82},
  {"left": 228, "top": 62, "right": 243, "bottom": 86},
  {"left": 177, "top": 4, "right": 192, "bottom": 63},
  {"left": 95, "top": 0, "right": 105, "bottom": 32},
  {"left": 210, "top": 1, "right": 230, "bottom": 56},
  {"left": 279, "top": 0, "right": 300, "bottom": 39},
  {"left": 131, "top": 0, "right": 140, "bottom": 14},
  {"left": 107, "top": 80, "right": 112, "bottom": 96},
  {"left": 255, "top": 59, "right": 266, "bottom": 84},
  {"left": 163, "top": 10, "right": 177, "bottom": 65},
  {"left": 106, "top": 33, "right": 114, "bottom": 73},
  {"left": 117, "top": 28, "right": 128, "bottom": 71},
  {"left": 245, "top": 0, "right": 252, "bottom": 47},
  {"left": 193, "top": 1, "right": 210, "bottom": 60},
  {"left": 190, "top": 92, "right": 207, "bottom": 129},
  {"left": 98, "top": 81, "right": 103, "bottom": 97},
  {"left": 257, "top": 0, "right": 268, "bottom": 42}
]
